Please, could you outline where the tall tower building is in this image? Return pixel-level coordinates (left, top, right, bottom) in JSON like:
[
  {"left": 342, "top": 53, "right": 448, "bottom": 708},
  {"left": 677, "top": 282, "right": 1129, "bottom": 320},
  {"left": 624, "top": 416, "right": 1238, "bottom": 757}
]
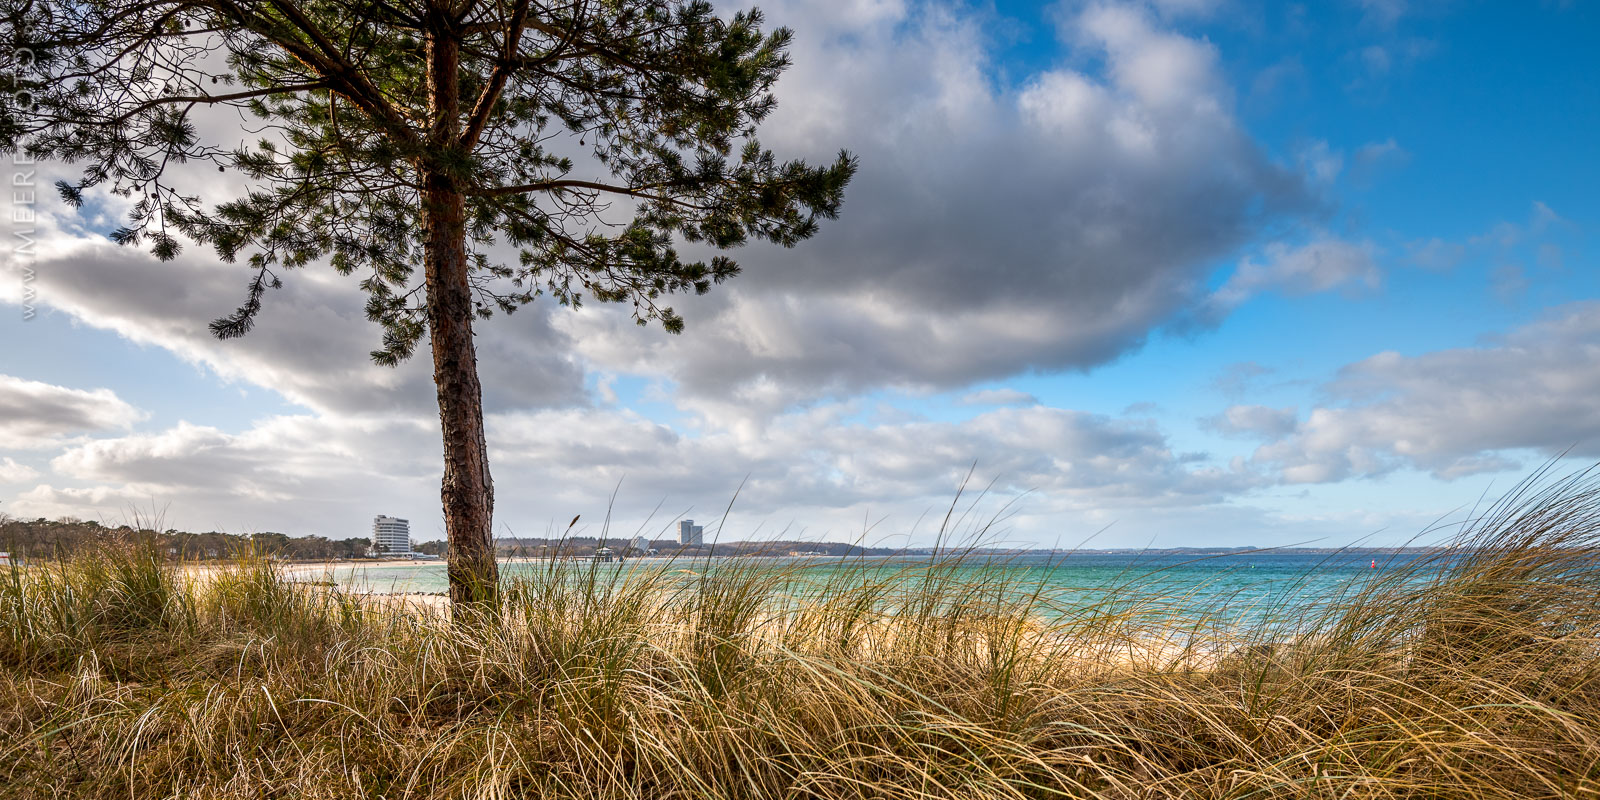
[
  {"left": 372, "top": 515, "right": 412, "bottom": 555},
  {"left": 679, "top": 519, "right": 703, "bottom": 546}
]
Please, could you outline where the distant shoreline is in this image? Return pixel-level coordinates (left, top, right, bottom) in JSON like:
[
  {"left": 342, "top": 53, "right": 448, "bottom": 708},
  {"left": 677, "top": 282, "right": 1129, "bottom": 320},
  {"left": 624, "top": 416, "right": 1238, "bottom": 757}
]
[{"left": 280, "top": 545, "right": 1455, "bottom": 568}]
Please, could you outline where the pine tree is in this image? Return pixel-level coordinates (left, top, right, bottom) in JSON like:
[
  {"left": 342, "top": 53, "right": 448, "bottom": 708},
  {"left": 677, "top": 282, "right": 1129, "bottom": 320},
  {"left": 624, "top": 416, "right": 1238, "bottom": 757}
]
[{"left": 2, "top": 0, "right": 854, "bottom": 607}]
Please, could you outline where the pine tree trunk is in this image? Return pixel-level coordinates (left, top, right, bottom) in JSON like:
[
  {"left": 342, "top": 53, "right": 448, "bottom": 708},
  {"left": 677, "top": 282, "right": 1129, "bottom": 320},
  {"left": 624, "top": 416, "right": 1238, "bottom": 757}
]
[
  {"left": 423, "top": 14, "right": 498, "bottom": 609},
  {"left": 423, "top": 175, "right": 498, "bottom": 609}
]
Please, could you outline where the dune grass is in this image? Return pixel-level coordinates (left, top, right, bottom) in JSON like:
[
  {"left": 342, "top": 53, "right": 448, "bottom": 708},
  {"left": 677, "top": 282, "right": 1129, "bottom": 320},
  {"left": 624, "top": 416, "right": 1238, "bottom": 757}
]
[{"left": 1, "top": 475, "right": 1599, "bottom": 798}]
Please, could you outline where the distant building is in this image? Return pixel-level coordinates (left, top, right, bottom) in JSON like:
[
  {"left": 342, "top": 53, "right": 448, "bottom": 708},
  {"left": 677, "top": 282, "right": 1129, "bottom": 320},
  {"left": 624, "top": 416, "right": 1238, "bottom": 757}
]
[
  {"left": 629, "top": 535, "right": 650, "bottom": 554},
  {"left": 678, "top": 520, "right": 704, "bottom": 546},
  {"left": 372, "top": 515, "right": 412, "bottom": 556}
]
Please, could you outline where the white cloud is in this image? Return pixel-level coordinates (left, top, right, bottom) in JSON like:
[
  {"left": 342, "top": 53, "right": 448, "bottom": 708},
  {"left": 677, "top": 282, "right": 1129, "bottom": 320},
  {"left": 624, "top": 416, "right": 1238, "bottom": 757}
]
[
  {"left": 1204, "top": 405, "right": 1298, "bottom": 439},
  {"left": 1213, "top": 236, "right": 1380, "bottom": 308},
  {"left": 0, "top": 457, "right": 40, "bottom": 483},
  {"left": 15, "top": 398, "right": 1262, "bottom": 544},
  {"left": 1246, "top": 303, "right": 1600, "bottom": 482},
  {"left": 0, "top": 375, "right": 144, "bottom": 449},
  {"left": 26, "top": 245, "right": 585, "bottom": 417},
  {"left": 33, "top": 414, "right": 440, "bottom": 536},
  {"left": 0, "top": 178, "right": 588, "bottom": 419},
  {"left": 1072, "top": 3, "right": 1227, "bottom": 113},
  {"left": 486, "top": 400, "right": 1260, "bottom": 514},
  {"left": 560, "top": 0, "right": 1319, "bottom": 414},
  {"left": 13, "top": 484, "right": 159, "bottom": 516}
]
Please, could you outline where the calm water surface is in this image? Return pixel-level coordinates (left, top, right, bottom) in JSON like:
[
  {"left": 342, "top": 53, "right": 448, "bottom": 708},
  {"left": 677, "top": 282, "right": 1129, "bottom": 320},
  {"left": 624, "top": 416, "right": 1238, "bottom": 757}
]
[{"left": 307, "top": 550, "right": 1437, "bottom": 624}]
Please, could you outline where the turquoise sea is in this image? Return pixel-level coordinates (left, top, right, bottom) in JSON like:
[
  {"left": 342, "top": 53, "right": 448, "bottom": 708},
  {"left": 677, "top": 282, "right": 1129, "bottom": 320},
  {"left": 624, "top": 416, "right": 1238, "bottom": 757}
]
[{"left": 306, "top": 550, "right": 1438, "bottom": 625}]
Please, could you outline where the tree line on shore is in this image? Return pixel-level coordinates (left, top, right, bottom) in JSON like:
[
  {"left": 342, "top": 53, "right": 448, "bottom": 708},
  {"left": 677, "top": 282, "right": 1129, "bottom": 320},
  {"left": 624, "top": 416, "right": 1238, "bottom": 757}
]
[
  {"left": 0, "top": 516, "right": 924, "bottom": 562},
  {"left": 0, "top": 516, "right": 384, "bottom": 561}
]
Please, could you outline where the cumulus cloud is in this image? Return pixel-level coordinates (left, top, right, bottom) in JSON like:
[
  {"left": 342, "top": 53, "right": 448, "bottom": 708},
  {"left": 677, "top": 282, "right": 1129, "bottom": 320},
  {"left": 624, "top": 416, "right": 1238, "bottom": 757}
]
[
  {"left": 0, "top": 457, "right": 40, "bottom": 483},
  {"left": 13, "top": 484, "right": 159, "bottom": 515},
  {"left": 1203, "top": 404, "right": 1298, "bottom": 439},
  {"left": 18, "top": 398, "right": 1259, "bottom": 543},
  {"left": 0, "top": 219, "right": 588, "bottom": 417},
  {"left": 36, "top": 414, "right": 441, "bottom": 535},
  {"left": 496, "top": 403, "right": 1256, "bottom": 511},
  {"left": 559, "top": 0, "right": 1317, "bottom": 415},
  {"left": 0, "top": 375, "right": 144, "bottom": 448},
  {"left": 1243, "top": 303, "right": 1600, "bottom": 482},
  {"left": 1212, "top": 236, "right": 1380, "bottom": 308}
]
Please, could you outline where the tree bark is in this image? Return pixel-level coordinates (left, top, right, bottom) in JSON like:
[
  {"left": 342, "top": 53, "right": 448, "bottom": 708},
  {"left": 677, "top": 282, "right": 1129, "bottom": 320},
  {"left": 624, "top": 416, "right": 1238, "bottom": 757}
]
[
  {"left": 423, "top": 174, "right": 498, "bottom": 609},
  {"left": 423, "top": 10, "right": 499, "bottom": 609}
]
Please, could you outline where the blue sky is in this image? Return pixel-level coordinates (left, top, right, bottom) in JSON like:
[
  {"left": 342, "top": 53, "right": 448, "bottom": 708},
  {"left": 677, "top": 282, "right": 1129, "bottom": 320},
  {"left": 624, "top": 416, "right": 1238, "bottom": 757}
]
[{"left": 1, "top": 0, "right": 1595, "bottom": 548}]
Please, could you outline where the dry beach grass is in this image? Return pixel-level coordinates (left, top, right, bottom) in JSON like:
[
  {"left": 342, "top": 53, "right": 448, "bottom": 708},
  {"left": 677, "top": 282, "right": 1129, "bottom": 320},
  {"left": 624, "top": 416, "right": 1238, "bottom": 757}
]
[{"left": 1, "top": 472, "right": 1599, "bottom": 798}]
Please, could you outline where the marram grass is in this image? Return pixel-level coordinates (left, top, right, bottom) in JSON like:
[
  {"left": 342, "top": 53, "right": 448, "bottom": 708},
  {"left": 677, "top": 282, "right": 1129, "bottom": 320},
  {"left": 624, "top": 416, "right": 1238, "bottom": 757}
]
[{"left": 3, "top": 476, "right": 1600, "bottom": 798}]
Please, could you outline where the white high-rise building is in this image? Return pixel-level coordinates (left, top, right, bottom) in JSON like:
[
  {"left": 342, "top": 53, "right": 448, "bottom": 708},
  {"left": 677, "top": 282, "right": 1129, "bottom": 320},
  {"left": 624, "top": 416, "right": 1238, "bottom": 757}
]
[
  {"left": 372, "top": 515, "right": 412, "bottom": 555},
  {"left": 629, "top": 535, "right": 650, "bottom": 554},
  {"left": 678, "top": 520, "right": 704, "bottom": 546}
]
